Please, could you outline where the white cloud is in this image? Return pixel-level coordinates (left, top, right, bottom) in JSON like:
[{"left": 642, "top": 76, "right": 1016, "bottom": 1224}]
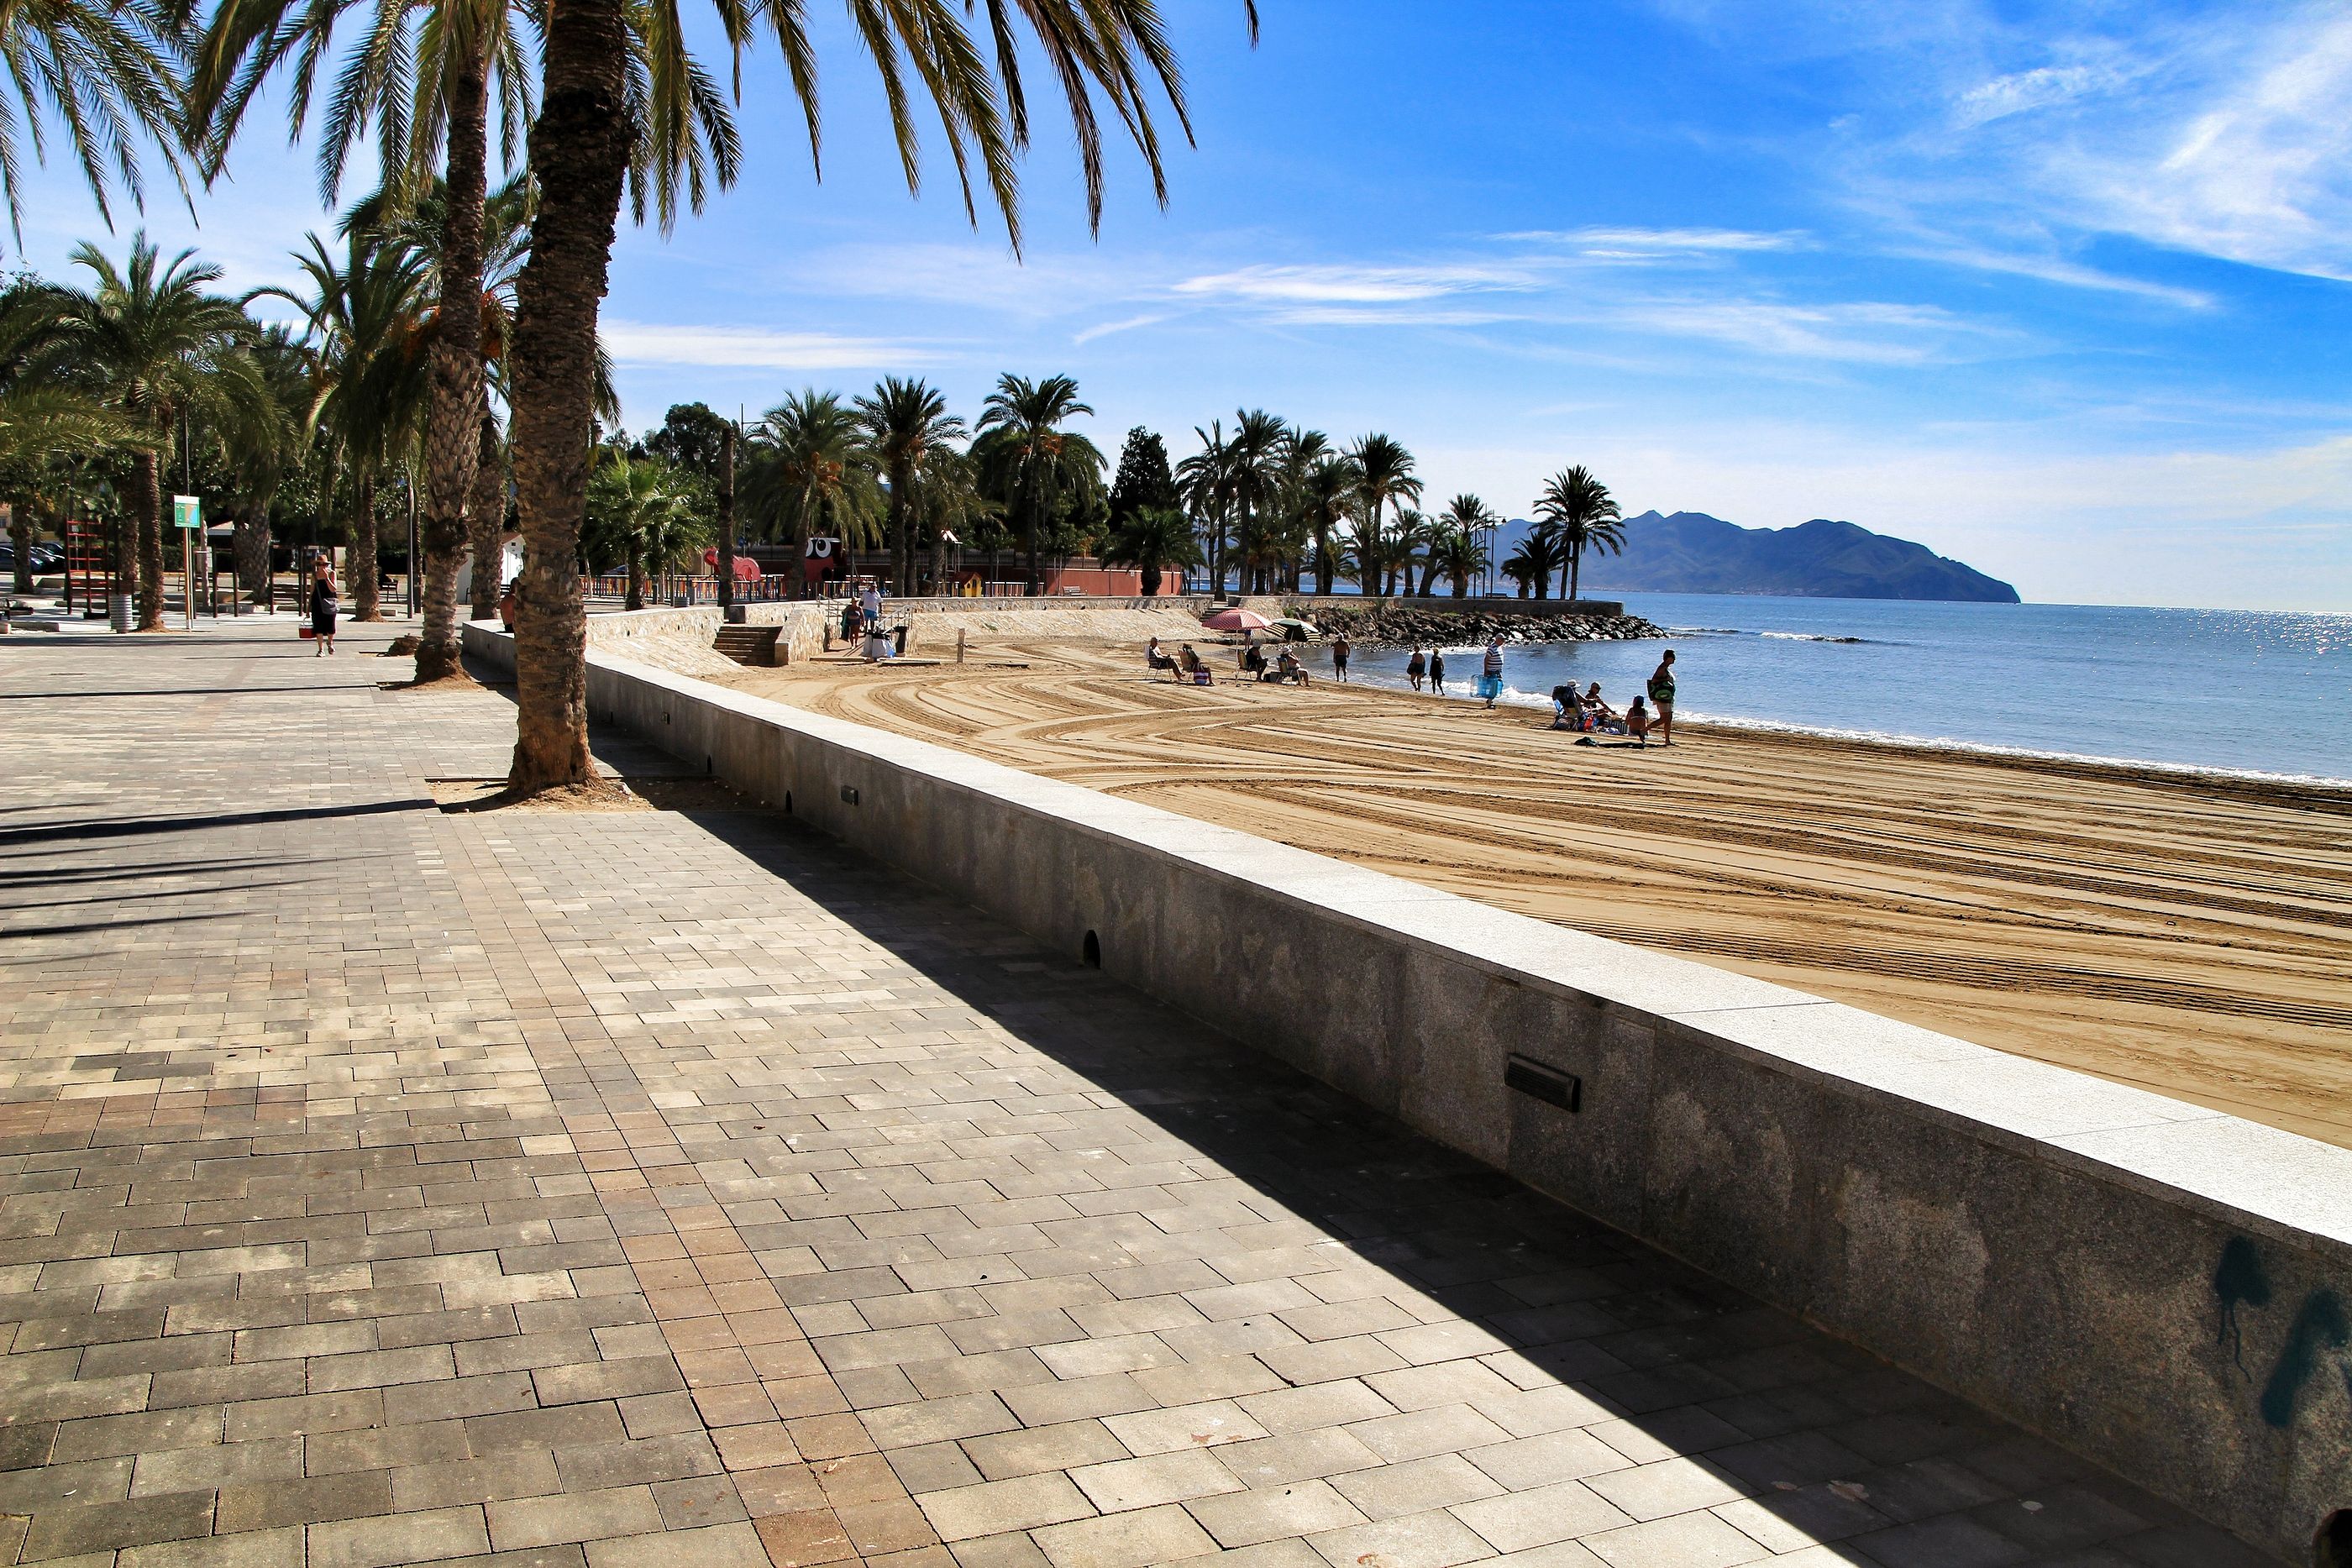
[
  {"left": 1608, "top": 298, "right": 1992, "bottom": 364},
  {"left": 1954, "top": 64, "right": 2118, "bottom": 128},
  {"left": 1504, "top": 226, "right": 1803, "bottom": 257},
  {"left": 1073, "top": 313, "right": 1166, "bottom": 345},
  {"left": 1172, "top": 262, "right": 1535, "bottom": 304},
  {"left": 602, "top": 323, "right": 940, "bottom": 370}
]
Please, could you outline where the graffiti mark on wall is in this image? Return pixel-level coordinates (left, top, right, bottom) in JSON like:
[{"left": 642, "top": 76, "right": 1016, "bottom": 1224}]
[{"left": 2214, "top": 1235, "right": 2350, "bottom": 1429}]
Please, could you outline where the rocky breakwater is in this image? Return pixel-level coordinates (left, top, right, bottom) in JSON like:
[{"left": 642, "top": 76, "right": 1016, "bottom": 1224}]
[{"left": 1301, "top": 601, "right": 1662, "bottom": 645}]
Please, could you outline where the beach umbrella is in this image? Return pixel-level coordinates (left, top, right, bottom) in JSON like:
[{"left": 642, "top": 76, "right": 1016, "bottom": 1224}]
[
  {"left": 1200, "top": 607, "right": 1271, "bottom": 632},
  {"left": 1268, "top": 616, "right": 1318, "bottom": 632}
]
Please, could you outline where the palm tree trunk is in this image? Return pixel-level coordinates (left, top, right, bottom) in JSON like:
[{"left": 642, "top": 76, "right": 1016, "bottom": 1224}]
[
  {"left": 468, "top": 413, "right": 505, "bottom": 620},
  {"left": 1314, "top": 527, "right": 1331, "bottom": 595},
  {"left": 8, "top": 505, "right": 31, "bottom": 595},
  {"left": 506, "top": 0, "right": 632, "bottom": 789},
  {"left": 132, "top": 446, "right": 165, "bottom": 629},
  {"left": 234, "top": 510, "right": 270, "bottom": 603},
  {"left": 717, "top": 424, "right": 736, "bottom": 610},
  {"left": 626, "top": 533, "right": 644, "bottom": 611},
  {"left": 1567, "top": 546, "right": 1580, "bottom": 604},
  {"left": 351, "top": 473, "right": 381, "bottom": 619},
  {"left": 416, "top": 39, "right": 493, "bottom": 682}
]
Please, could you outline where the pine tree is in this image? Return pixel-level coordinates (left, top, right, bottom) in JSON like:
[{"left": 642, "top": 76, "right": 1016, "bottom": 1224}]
[{"left": 1108, "top": 427, "right": 1179, "bottom": 531}]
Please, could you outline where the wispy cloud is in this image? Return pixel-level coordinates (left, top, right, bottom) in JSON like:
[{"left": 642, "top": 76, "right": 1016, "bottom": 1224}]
[
  {"left": 1609, "top": 298, "right": 1993, "bottom": 364},
  {"left": 1502, "top": 226, "right": 1803, "bottom": 258},
  {"left": 602, "top": 323, "right": 940, "bottom": 370},
  {"left": 1171, "top": 262, "right": 1536, "bottom": 304},
  {"left": 1072, "top": 313, "right": 1166, "bottom": 346},
  {"left": 1953, "top": 63, "right": 2124, "bottom": 128}
]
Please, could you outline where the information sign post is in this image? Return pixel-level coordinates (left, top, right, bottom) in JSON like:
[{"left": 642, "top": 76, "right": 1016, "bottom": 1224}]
[{"left": 174, "top": 496, "right": 202, "bottom": 629}]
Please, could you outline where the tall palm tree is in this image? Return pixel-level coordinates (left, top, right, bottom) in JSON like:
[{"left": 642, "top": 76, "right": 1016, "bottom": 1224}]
[
  {"left": 55, "top": 234, "right": 263, "bottom": 629},
  {"left": 744, "top": 388, "right": 879, "bottom": 585},
  {"left": 1175, "top": 418, "right": 1231, "bottom": 595},
  {"left": 1295, "top": 451, "right": 1356, "bottom": 596},
  {"left": 192, "top": 0, "right": 737, "bottom": 684},
  {"left": 853, "top": 376, "right": 962, "bottom": 595},
  {"left": 213, "top": 323, "right": 312, "bottom": 604},
  {"left": 259, "top": 231, "right": 434, "bottom": 621},
  {"left": 500, "top": 0, "right": 1257, "bottom": 789},
  {"left": 1100, "top": 505, "right": 1200, "bottom": 598},
  {"left": 1224, "top": 407, "right": 1285, "bottom": 595},
  {"left": 0, "top": 0, "right": 186, "bottom": 247},
  {"left": 1435, "top": 493, "right": 1498, "bottom": 597},
  {"left": 916, "top": 443, "right": 993, "bottom": 592},
  {"left": 977, "top": 373, "right": 1095, "bottom": 592},
  {"left": 1347, "top": 433, "right": 1420, "bottom": 597},
  {"left": 1394, "top": 509, "right": 1436, "bottom": 597},
  {"left": 1532, "top": 464, "right": 1625, "bottom": 602},
  {"left": 0, "top": 281, "right": 130, "bottom": 591}
]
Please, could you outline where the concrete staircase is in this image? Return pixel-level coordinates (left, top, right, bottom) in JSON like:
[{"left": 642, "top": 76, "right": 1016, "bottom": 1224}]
[{"left": 711, "top": 624, "right": 780, "bottom": 667}]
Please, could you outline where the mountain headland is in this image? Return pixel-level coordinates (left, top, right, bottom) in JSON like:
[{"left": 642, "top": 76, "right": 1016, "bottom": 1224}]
[{"left": 1555, "top": 511, "right": 2021, "bottom": 602}]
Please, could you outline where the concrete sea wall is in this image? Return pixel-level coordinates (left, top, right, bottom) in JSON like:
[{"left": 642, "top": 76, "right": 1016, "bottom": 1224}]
[{"left": 468, "top": 621, "right": 2349, "bottom": 1563}]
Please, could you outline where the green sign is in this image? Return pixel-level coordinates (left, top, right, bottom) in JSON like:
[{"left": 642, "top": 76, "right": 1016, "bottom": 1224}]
[{"left": 172, "top": 495, "right": 202, "bottom": 530}]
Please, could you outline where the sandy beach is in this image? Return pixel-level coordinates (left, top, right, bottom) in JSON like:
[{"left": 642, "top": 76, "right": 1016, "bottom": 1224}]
[{"left": 717, "top": 630, "right": 2352, "bottom": 1148}]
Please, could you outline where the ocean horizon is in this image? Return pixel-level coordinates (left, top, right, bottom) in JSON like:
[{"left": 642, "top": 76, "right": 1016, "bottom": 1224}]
[{"left": 1313, "top": 592, "right": 2352, "bottom": 786}]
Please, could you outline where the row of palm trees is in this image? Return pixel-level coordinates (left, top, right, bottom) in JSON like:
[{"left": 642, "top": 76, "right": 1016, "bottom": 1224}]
[{"left": 11, "top": 0, "right": 1254, "bottom": 789}]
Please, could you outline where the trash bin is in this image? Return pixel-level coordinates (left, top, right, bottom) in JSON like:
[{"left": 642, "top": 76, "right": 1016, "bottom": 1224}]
[
  {"left": 110, "top": 593, "right": 134, "bottom": 632},
  {"left": 722, "top": 604, "right": 747, "bottom": 624}
]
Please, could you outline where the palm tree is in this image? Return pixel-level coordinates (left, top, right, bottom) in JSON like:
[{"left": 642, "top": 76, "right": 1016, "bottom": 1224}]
[
  {"left": 1532, "top": 464, "right": 1625, "bottom": 602},
  {"left": 743, "top": 388, "right": 879, "bottom": 585},
  {"left": 55, "top": 235, "right": 263, "bottom": 630},
  {"left": 260, "top": 231, "right": 434, "bottom": 621},
  {"left": 586, "top": 448, "right": 705, "bottom": 609},
  {"left": 1100, "top": 505, "right": 1201, "bottom": 598},
  {"left": 853, "top": 377, "right": 962, "bottom": 595},
  {"left": 1395, "top": 509, "right": 1436, "bottom": 597},
  {"left": 1224, "top": 408, "right": 1286, "bottom": 595},
  {"left": 192, "top": 0, "right": 737, "bottom": 687},
  {"left": 1175, "top": 419, "right": 1231, "bottom": 594},
  {"left": 213, "top": 323, "right": 312, "bottom": 604},
  {"left": 1502, "top": 531, "right": 1562, "bottom": 600},
  {"left": 1434, "top": 494, "right": 1498, "bottom": 597},
  {"left": 916, "top": 443, "right": 994, "bottom": 592},
  {"left": 499, "top": 0, "right": 1257, "bottom": 790},
  {"left": 0, "top": 281, "right": 131, "bottom": 591},
  {"left": 0, "top": 0, "right": 186, "bottom": 247},
  {"left": 1346, "top": 433, "right": 1420, "bottom": 597},
  {"left": 1294, "top": 451, "right": 1357, "bottom": 596},
  {"left": 977, "top": 373, "right": 1096, "bottom": 592}
]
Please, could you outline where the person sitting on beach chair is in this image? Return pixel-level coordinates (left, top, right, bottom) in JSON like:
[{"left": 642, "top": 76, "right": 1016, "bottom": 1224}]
[
  {"left": 1146, "top": 636, "right": 1179, "bottom": 679},
  {"left": 1179, "top": 643, "right": 1214, "bottom": 684},
  {"left": 1276, "top": 648, "right": 1308, "bottom": 685},
  {"left": 1242, "top": 644, "right": 1270, "bottom": 680}
]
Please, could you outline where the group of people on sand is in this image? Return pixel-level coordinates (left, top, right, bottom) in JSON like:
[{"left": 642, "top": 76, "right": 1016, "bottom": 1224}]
[
  {"left": 1145, "top": 636, "right": 1310, "bottom": 687},
  {"left": 1142, "top": 628, "right": 1680, "bottom": 747},
  {"left": 1402, "top": 645, "right": 1449, "bottom": 695},
  {"left": 1546, "top": 649, "right": 1676, "bottom": 745}
]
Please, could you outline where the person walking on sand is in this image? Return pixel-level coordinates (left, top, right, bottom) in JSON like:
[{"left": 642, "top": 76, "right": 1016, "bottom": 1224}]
[
  {"left": 1646, "top": 649, "right": 1677, "bottom": 746},
  {"left": 1428, "top": 648, "right": 1446, "bottom": 694},
  {"left": 310, "top": 558, "right": 339, "bottom": 655},
  {"left": 1331, "top": 633, "right": 1351, "bottom": 682},
  {"left": 1478, "top": 638, "right": 1505, "bottom": 708},
  {"left": 1406, "top": 646, "right": 1426, "bottom": 690}
]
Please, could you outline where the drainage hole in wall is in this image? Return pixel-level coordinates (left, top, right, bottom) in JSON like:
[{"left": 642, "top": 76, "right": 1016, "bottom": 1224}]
[
  {"left": 783, "top": 791, "right": 792, "bottom": 815},
  {"left": 2315, "top": 1510, "right": 2352, "bottom": 1568},
  {"left": 1504, "top": 1054, "right": 1581, "bottom": 1113},
  {"left": 1082, "top": 931, "right": 1101, "bottom": 968},
  {"left": 840, "top": 784, "right": 859, "bottom": 805}
]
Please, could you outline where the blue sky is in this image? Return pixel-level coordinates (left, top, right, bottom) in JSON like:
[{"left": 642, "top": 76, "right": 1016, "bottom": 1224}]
[{"left": 16, "top": 0, "right": 2352, "bottom": 609}]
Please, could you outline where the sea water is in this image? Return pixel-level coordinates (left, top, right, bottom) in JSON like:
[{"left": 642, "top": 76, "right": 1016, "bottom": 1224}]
[{"left": 1325, "top": 595, "right": 2352, "bottom": 786}]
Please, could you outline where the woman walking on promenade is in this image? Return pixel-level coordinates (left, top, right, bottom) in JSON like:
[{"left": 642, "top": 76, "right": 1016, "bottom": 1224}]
[
  {"left": 1478, "top": 638, "right": 1505, "bottom": 708},
  {"left": 1646, "top": 649, "right": 1677, "bottom": 746},
  {"left": 310, "top": 558, "right": 339, "bottom": 656}
]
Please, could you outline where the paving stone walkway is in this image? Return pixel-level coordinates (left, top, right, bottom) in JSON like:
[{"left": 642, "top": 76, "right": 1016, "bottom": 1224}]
[{"left": 0, "top": 622, "right": 2269, "bottom": 1568}]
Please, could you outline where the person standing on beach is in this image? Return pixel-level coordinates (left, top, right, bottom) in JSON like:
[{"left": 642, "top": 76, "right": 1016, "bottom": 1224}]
[
  {"left": 310, "top": 558, "right": 339, "bottom": 656},
  {"left": 1479, "top": 638, "right": 1505, "bottom": 708},
  {"left": 1406, "top": 647, "right": 1426, "bottom": 690},
  {"left": 1428, "top": 649, "right": 1446, "bottom": 694},
  {"left": 1646, "top": 649, "right": 1677, "bottom": 746},
  {"left": 1331, "top": 634, "right": 1351, "bottom": 682}
]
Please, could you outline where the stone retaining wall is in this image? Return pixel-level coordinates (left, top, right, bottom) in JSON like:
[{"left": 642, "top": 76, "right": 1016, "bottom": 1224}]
[{"left": 467, "top": 620, "right": 2349, "bottom": 1564}]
